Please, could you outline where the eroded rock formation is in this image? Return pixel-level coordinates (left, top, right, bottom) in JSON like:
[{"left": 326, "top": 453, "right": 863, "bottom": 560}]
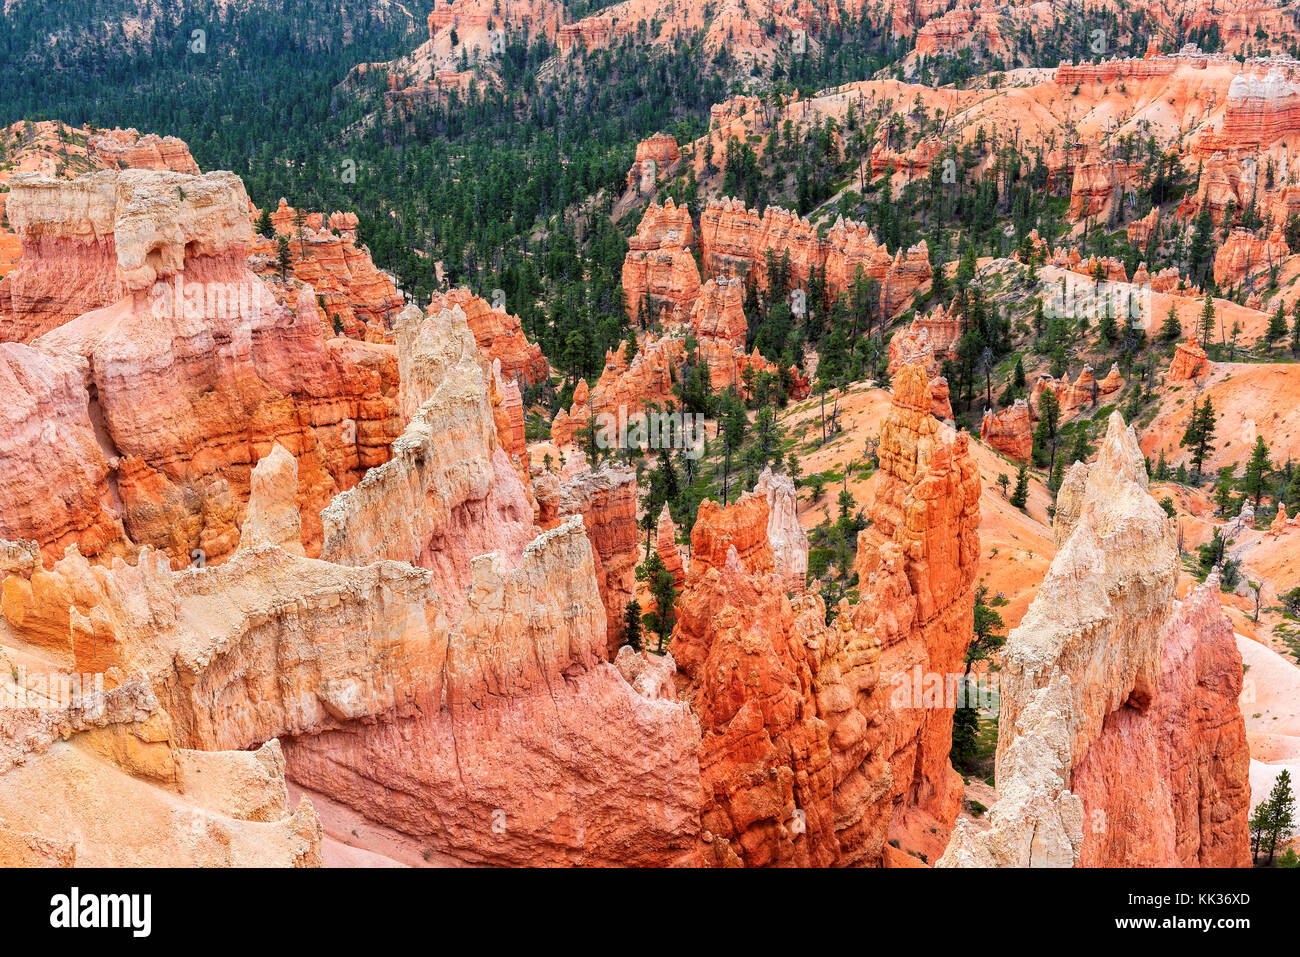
[
  {"left": 940, "top": 413, "right": 1250, "bottom": 867},
  {"left": 671, "top": 365, "right": 980, "bottom": 866},
  {"left": 1170, "top": 336, "right": 1210, "bottom": 381},
  {"left": 980, "top": 399, "right": 1033, "bottom": 462},
  {"left": 0, "top": 170, "right": 404, "bottom": 569},
  {"left": 534, "top": 457, "right": 639, "bottom": 654},
  {"left": 249, "top": 199, "right": 405, "bottom": 340},
  {"left": 428, "top": 287, "right": 549, "bottom": 386}
]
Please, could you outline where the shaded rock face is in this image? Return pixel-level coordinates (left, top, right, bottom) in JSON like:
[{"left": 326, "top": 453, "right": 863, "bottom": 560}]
[
  {"left": 534, "top": 460, "right": 639, "bottom": 654},
  {"left": 0, "top": 343, "right": 130, "bottom": 566},
  {"left": 940, "top": 413, "right": 1251, "bottom": 868},
  {"left": 0, "top": 170, "right": 403, "bottom": 569},
  {"left": 1072, "top": 577, "right": 1251, "bottom": 867}
]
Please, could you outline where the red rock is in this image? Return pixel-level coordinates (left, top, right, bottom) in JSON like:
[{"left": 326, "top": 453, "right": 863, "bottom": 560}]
[
  {"left": 824, "top": 216, "right": 893, "bottom": 291},
  {"left": 673, "top": 364, "right": 982, "bottom": 866},
  {"left": 941, "top": 413, "right": 1250, "bottom": 867},
  {"left": 699, "top": 198, "right": 824, "bottom": 294},
  {"left": 656, "top": 504, "right": 686, "bottom": 588},
  {"left": 1185, "top": 151, "right": 1246, "bottom": 226},
  {"left": 86, "top": 128, "right": 200, "bottom": 174},
  {"left": 670, "top": 550, "right": 843, "bottom": 866},
  {"left": 1169, "top": 336, "right": 1210, "bottom": 381},
  {"left": 627, "top": 133, "right": 681, "bottom": 191},
  {"left": 429, "top": 287, "right": 549, "bottom": 386},
  {"left": 1031, "top": 363, "right": 1123, "bottom": 417},
  {"left": 980, "top": 399, "right": 1033, "bottom": 462},
  {"left": 7, "top": 170, "right": 403, "bottom": 568},
  {"left": 1073, "top": 575, "right": 1251, "bottom": 866},
  {"left": 0, "top": 343, "right": 129, "bottom": 565},
  {"left": 870, "top": 137, "right": 942, "bottom": 182},
  {"left": 688, "top": 494, "right": 776, "bottom": 581},
  {"left": 1199, "top": 68, "right": 1300, "bottom": 153},
  {"left": 622, "top": 199, "right": 700, "bottom": 323},
  {"left": 915, "top": 5, "right": 1007, "bottom": 58},
  {"left": 1067, "top": 147, "right": 1142, "bottom": 222},
  {"left": 250, "top": 200, "right": 405, "bottom": 340},
  {"left": 850, "top": 364, "right": 981, "bottom": 861},
  {"left": 689, "top": 277, "right": 747, "bottom": 351},
  {"left": 1212, "top": 225, "right": 1289, "bottom": 287},
  {"left": 1128, "top": 207, "right": 1160, "bottom": 248},
  {"left": 888, "top": 303, "right": 960, "bottom": 377},
  {"left": 535, "top": 460, "right": 639, "bottom": 655}
]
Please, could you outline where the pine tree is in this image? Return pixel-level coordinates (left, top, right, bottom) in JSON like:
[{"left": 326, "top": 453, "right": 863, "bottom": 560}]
[
  {"left": 966, "top": 584, "right": 1006, "bottom": 674},
  {"left": 1010, "top": 464, "right": 1029, "bottom": 509},
  {"left": 1159, "top": 302, "right": 1182, "bottom": 342},
  {"left": 1266, "top": 301, "right": 1289, "bottom": 344},
  {"left": 1253, "top": 769, "right": 1296, "bottom": 865},
  {"left": 950, "top": 692, "right": 981, "bottom": 772},
  {"left": 1188, "top": 203, "right": 1216, "bottom": 282},
  {"left": 1242, "top": 435, "right": 1272, "bottom": 508},
  {"left": 1032, "top": 389, "right": 1061, "bottom": 474},
  {"left": 622, "top": 600, "right": 644, "bottom": 652},
  {"left": 1180, "top": 396, "right": 1217, "bottom": 483},
  {"left": 636, "top": 552, "right": 677, "bottom": 654},
  {"left": 1196, "top": 293, "right": 1216, "bottom": 345},
  {"left": 255, "top": 206, "right": 275, "bottom": 238},
  {"left": 276, "top": 235, "right": 292, "bottom": 280}
]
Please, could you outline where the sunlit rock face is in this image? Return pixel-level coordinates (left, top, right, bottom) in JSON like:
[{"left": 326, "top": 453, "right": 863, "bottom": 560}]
[
  {"left": 940, "top": 413, "right": 1250, "bottom": 868},
  {"left": 0, "top": 169, "right": 402, "bottom": 569}
]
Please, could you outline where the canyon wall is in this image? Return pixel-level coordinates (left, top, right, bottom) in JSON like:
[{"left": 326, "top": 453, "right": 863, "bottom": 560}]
[{"left": 0, "top": 170, "right": 403, "bottom": 569}]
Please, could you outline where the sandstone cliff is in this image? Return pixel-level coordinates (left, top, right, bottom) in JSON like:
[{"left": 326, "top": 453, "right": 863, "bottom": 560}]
[{"left": 1, "top": 170, "right": 403, "bottom": 568}]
